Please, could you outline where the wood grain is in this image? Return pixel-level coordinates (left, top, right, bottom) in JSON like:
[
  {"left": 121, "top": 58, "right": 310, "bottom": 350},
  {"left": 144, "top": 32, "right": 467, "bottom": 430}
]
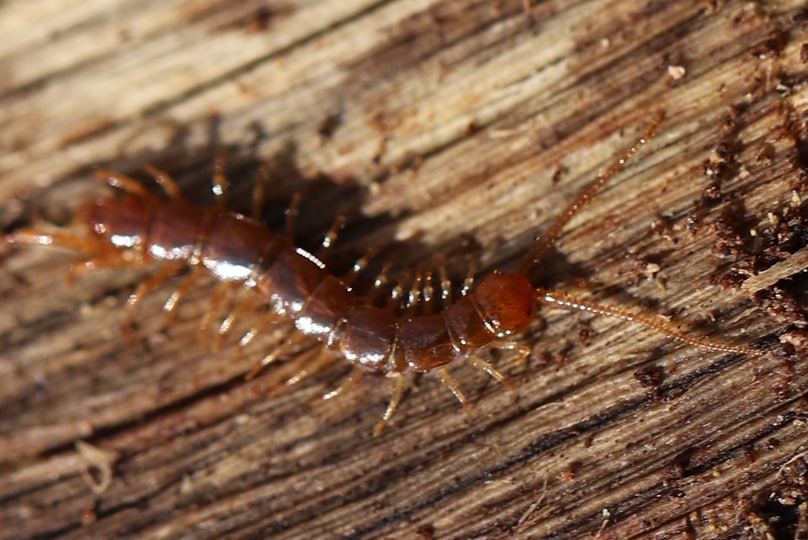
[{"left": 1, "top": 0, "right": 808, "bottom": 538}]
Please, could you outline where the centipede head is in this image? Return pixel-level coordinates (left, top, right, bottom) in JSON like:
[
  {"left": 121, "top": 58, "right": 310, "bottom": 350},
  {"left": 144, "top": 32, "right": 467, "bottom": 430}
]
[{"left": 471, "top": 272, "right": 536, "bottom": 338}]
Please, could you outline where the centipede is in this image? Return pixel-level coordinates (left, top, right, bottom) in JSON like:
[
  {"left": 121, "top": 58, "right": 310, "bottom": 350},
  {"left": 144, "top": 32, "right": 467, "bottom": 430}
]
[{"left": 5, "top": 112, "right": 761, "bottom": 434}]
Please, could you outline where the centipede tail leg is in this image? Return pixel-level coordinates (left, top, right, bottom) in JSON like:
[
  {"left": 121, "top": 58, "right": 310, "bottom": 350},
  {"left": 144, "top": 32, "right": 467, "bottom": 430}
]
[
  {"left": 9, "top": 230, "right": 136, "bottom": 285},
  {"left": 8, "top": 229, "right": 107, "bottom": 254},
  {"left": 66, "top": 246, "right": 140, "bottom": 283}
]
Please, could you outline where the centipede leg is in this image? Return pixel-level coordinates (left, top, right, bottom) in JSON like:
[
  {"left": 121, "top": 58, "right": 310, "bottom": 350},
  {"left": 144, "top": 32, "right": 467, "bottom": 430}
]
[
  {"left": 321, "top": 366, "right": 364, "bottom": 401},
  {"left": 389, "top": 266, "right": 412, "bottom": 307},
  {"left": 162, "top": 268, "right": 207, "bottom": 321},
  {"left": 403, "top": 271, "right": 426, "bottom": 315},
  {"left": 143, "top": 165, "right": 183, "bottom": 200},
  {"left": 245, "top": 323, "right": 304, "bottom": 380},
  {"left": 270, "top": 345, "right": 334, "bottom": 397},
  {"left": 438, "top": 263, "right": 452, "bottom": 310},
  {"left": 213, "top": 292, "right": 260, "bottom": 352},
  {"left": 125, "top": 262, "right": 185, "bottom": 329},
  {"left": 251, "top": 164, "right": 270, "bottom": 220},
  {"left": 211, "top": 152, "right": 230, "bottom": 209},
  {"left": 236, "top": 314, "right": 283, "bottom": 359},
  {"left": 285, "top": 185, "right": 314, "bottom": 240},
  {"left": 435, "top": 367, "right": 470, "bottom": 413},
  {"left": 199, "top": 282, "right": 239, "bottom": 348},
  {"left": 66, "top": 246, "right": 140, "bottom": 283},
  {"left": 494, "top": 340, "right": 532, "bottom": 366},
  {"left": 314, "top": 214, "right": 347, "bottom": 262},
  {"left": 461, "top": 259, "right": 477, "bottom": 296},
  {"left": 365, "top": 249, "right": 402, "bottom": 305},
  {"left": 374, "top": 373, "right": 410, "bottom": 436},
  {"left": 468, "top": 355, "right": 516, "bottom": 392},
  {"left": 94, "top": 169, "right": 151, "bottom": 197},
  {"left": 422, "top": 270, "right": 437, "bottom": 313}
]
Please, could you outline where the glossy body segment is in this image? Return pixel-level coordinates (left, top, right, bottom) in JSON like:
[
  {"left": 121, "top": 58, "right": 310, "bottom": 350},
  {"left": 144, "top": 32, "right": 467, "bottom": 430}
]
[{"left": 71, "top": 186, "right": 535, "bottom": 377}]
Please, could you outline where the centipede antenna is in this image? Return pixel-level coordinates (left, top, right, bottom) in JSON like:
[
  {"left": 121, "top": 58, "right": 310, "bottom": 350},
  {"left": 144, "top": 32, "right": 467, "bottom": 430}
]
[
  {"left": 520, "top": 112, "right": 664, "bottom": 276},
  {"left": 536, "top": 287, "right": 761, "bottom": 356},
  {"left": 143, "top": 165, "right": 182, "bottom": 200}
]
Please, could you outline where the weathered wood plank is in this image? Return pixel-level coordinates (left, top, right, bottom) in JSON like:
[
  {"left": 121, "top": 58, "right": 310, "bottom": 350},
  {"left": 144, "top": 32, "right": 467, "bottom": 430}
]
[{"left": 1, "top": 0, "right": 807, "bottom": 538}]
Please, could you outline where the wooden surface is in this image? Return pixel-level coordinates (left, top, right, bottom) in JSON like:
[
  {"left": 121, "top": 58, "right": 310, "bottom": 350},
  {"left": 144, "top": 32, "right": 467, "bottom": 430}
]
[{"left": 1, "top": 0, "right": 808, "bottom": 538}]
